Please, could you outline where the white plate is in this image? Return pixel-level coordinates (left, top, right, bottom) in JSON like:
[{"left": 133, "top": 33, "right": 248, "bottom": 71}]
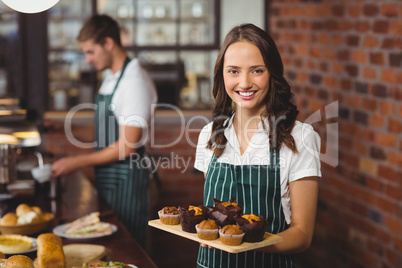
[
  {"left": 3, "top": 238, "right": 37, "bottom": 255},
  {"left": 53, "top": 222, "right": 117, "bottom": 239}
]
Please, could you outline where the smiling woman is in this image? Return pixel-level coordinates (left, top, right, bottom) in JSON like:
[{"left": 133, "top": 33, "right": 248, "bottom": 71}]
[
  {"left": 194, "top": 23, "right": 321, "bottom": 268},
  {"left": 1, "top": 0, "right": 59, "bottom": 13}
]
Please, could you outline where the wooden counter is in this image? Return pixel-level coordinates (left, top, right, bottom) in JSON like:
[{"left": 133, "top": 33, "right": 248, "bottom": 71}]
[{"left": 0, "top": 172, "right": 157, "bottom": 268}]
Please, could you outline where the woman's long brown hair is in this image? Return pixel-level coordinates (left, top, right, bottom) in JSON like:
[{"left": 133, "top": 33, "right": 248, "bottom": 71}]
[{"left": 207, "top": 24, "right": 299, "bottom": 156}]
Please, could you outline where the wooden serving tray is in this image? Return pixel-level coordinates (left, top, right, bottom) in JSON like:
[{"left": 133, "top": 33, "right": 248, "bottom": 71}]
[{"left": 148, "top": 219, "right": 283, "bottom": 253}]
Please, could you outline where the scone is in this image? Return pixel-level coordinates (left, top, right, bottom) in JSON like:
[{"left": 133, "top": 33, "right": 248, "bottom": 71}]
[
  {"left": 178, "top": 205, "right": 208, "bottom": 233},
  {"left": 196, "top": 219, "right": 219, "bottom": 240},
  {"left": 208, "top": 197, "right": 243, "bottom": 227},
  {"left": 158, "top": 206, "right": 180, "bottom": 225},
  {"left": 234, "top": 214, "right": 269, "bottom": 242},
  {"left": 219, "top": 224, "right": 244, "bottom": 246}
]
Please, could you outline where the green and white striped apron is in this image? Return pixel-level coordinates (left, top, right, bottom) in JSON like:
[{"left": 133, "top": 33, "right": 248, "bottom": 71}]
[
  {"left": 94, "top": 57, "right": 149, "bottom": 248},
  {"left": 197, "top": 148, "right": 294, "bottom": 268}
]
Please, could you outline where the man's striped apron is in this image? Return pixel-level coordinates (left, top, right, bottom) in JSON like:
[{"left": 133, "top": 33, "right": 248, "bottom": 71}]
[{"left": 94, "top": 57, "right": 149, "bottom": 248}]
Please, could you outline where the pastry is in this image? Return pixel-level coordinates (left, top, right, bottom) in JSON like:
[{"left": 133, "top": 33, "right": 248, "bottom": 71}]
[
  {"left": 17, "top": 211, "right": 40, "bottom": 225},
  {"left": 235, "top": 214, "right": 269, "bottom": 242},
  {"left": 0, "top": 235, "right": 33, "bottom": 254},
  {"left": 32, "top": 206, "right": 42, "bottom": 215},
  {"left": 178, "top": 205, "right": 208, "bottom": 233},
  {"left": 0, "top": 212, "right": 18, "bottom": 226},
  {"left": 2, "top": 204, "right": 53, "bottom": 226},
  {"left": 3, "top": 255, "right": 33, "bottom": 268},
  {"left": 158, "top": 206, "right": 180, "bottom": 225},
  {"left": 208, "top": 197, "right": 243, "bottom": 227},
  {"left": 219, "top": 224, "right": 244, "bottom": 246},
  {"left": 16, "top": 204, "right": 34, "bottom": 217},
  {"left": 195, "top": 219, "right": 219, "bottom": 240},
  {"left": 37, "top": 233, "right": 65, "bottom": 268}
]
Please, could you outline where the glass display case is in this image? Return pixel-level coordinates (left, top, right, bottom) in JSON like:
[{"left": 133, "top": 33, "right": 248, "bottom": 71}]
[
  {"left": 47, "top": 0, "right": 220, "bottom": 111},
  {"left": 100, "top": 0, "right": 220, "bottom": 109},
  {"left": 47, "top": 0, "right": 94, "bottom": 111}
]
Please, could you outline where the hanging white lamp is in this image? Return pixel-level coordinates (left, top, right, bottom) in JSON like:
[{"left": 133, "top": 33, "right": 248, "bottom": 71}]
[{"left": 2, "top": 0, "right": 60, "bottom": 14}]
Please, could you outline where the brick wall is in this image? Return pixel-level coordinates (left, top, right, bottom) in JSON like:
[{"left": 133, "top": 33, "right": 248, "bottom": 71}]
[{"left": 269, "top": 0, "right": 401, "bottom": 267}]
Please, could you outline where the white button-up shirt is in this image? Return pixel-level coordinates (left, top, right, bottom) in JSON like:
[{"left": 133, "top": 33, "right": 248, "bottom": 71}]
[{"left": 195, "top": 115, "right": 321, "bottom": 224}]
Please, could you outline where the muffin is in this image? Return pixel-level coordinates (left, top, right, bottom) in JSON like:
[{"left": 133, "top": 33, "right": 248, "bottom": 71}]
[
  {"left": 219, "top": 224, "right": 244, "bottom": 246},
  {"left": 196, "top": 219, "right": 219, "bottom": 240},
  {"left": 235, "top": 214, "right": 269, "bottom": 242},
  {"left": 158, "top": 206, "right": 180, "bottom": 225},
  {"left": 208, "top": 197, "right": 243, "bottom": 227},
  {"left": 178, "top": 205, "right": 208, "bottom": 233}
]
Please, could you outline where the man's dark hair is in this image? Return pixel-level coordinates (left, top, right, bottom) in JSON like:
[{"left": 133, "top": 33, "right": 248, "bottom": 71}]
[{"left": 77, "top": 14, "right": 122, "bottom": 46}]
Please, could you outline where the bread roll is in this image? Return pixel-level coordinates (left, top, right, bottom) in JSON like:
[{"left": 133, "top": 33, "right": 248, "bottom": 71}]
[
  {"left": 32, "top": 206, "right": 42, "bottom": 215},
  {"left": 16, "top": 204, "right": 33, "bottom": 217},
  {"left": 17, "top": 211, "right": 40, "bottom": 225},
  {"left": 3, "top": 255, "right": 33, "bottom": 268},
  {"left": 0, "top": 212, "right": 18, "bottom": 226},
  {"left": 39, "top": 213, "right": 53, "bottom": 222},
  {"left": 37, "top": 233, "right": 65, "bottom": 268},
  {"left": 0, "top": 251, "right": 5, "bottom": 258}
]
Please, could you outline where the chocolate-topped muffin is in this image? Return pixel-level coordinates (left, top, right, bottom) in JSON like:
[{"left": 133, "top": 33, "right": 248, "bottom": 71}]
[
  {"left": 208, "top": 197, "right": 243, "bottom": 227},
  {"left": 234, "top": 214, "right": 269, "bottom": 242},
  {"left": 178, "top": 205, "right": 208, "bottom": 233}
]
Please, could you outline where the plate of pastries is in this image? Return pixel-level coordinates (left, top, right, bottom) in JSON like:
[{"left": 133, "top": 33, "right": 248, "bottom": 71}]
[
  {"left": 0, "top": 232, "right": 137, "bottom": 267},
  {"left": 149, "top": 197, "right": 284, "bottom": 253},
  {"left": 0, "top": 204, "right": 54, "bottom": 236}
]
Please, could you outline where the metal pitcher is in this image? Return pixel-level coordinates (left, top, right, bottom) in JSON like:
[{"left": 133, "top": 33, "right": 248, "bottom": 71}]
[{"left": 0, "top": 143, "right": 19, "bottom": 185}]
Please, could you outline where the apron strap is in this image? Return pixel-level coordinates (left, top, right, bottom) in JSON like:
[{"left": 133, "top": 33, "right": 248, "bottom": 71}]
[
  {"left": 111, "top": 56, "right": 131, "bottom": 97},
  {"left": 269, "top": 146, "right": 280, "bottom": 167}
]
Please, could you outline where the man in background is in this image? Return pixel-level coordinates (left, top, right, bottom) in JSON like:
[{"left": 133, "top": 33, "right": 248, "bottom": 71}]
[{"left": 52, "top": 14, "right": 158, "bottom": 248}]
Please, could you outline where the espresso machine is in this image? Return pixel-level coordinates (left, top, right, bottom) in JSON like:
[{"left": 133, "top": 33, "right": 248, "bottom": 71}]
[{"left": 0, "top": 98, "right": 41, "bottom": 196}]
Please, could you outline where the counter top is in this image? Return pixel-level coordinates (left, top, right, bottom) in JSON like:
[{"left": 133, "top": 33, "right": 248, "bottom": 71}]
[{"left": 0, "top": 172, "right": 157, "bottom": 268}]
